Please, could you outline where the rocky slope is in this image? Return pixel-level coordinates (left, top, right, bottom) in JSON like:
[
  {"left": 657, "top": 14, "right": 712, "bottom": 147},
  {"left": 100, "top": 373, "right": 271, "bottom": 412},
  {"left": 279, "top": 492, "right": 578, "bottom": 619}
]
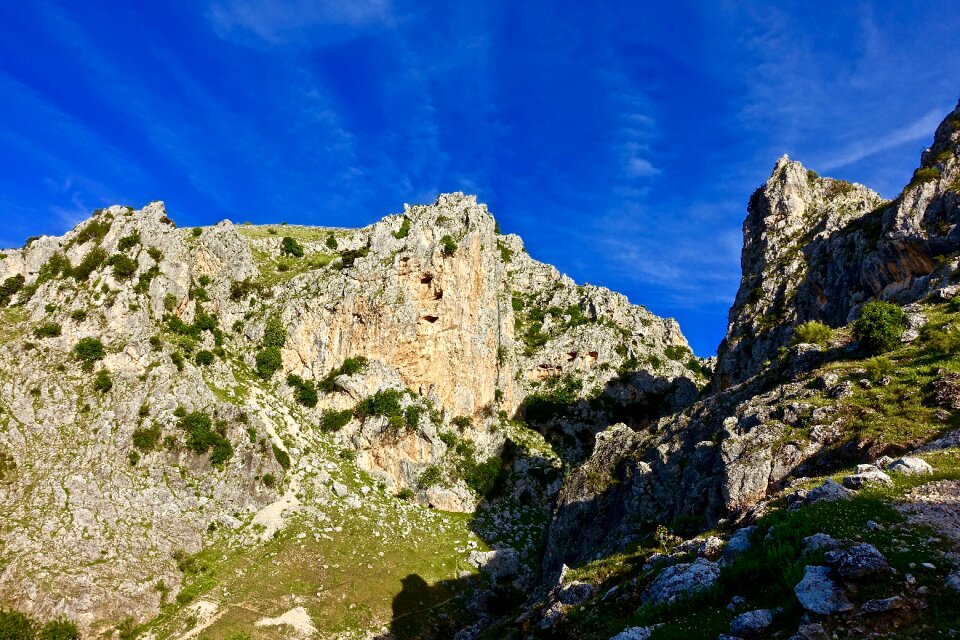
[{"left": 0, "top": 193, "right": 698, "bottom": 635}]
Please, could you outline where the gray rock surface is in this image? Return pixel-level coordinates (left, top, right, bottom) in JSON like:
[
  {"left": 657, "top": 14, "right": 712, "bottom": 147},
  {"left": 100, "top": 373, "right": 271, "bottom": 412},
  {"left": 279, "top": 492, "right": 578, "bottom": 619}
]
[
  {"left": 729, "top": 608, "right": 774, "bottom": 638},
  {"left": 794, "top": 565, "right": 853, "bottom": 614},
  {"left": 642, "top": 558, "right": 720, "bottom": 604},
  {"left": 887, "top": 456, "right": 933, "bottom": 476},
  {"left": 824, "top": 543, "right": 890, "bottom": 580}
]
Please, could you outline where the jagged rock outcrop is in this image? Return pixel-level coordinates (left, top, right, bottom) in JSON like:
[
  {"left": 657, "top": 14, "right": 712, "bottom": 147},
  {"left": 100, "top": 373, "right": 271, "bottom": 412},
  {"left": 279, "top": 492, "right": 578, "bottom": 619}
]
[{"left": 717, "top": 100, "right": 960, "bottom": 387}]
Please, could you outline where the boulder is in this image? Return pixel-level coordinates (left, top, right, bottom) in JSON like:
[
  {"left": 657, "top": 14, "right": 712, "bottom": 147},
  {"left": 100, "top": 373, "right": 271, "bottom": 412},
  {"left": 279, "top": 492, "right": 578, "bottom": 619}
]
[
  {"left": 886, "top": 456, "right": 933, "bottom": 476},
  {"left": 467, "top": 548, "right": 519, "bottom": 581},
  {"left": 861, "top": 595, "right": 905, "bottom": 613},
  {"left": 643, "top": 558, "right": 720, "bottom": 604},
  {"left": 794, "top": 565, "right": 853, "bottom": 614},
  {"left": 803, "top": 479, "right": 854, "bottom": 505},
  {"left": 842, "top": 467, "right": 892, "bottom": 489},
  {"left": 729, "top": 609, "right": 774, "bottom": 638},
  {"left": 723, "top": 526, "right": 757, "bottom": 562},
  {"left": 824, "top": 543, "right": 890, "bottom": 579},
  {"left": 609, "top": 626, "right": 660, "bottom": 640},
  {"left": 789, "top": 623, "right": 828, "bottom": 640}
]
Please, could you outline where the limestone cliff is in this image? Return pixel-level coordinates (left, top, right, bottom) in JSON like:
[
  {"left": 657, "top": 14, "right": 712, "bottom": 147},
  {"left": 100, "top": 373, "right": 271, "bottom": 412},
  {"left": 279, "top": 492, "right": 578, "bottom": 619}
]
[{"left": 0, "top": 193, "right": 697, "bottom": 631}]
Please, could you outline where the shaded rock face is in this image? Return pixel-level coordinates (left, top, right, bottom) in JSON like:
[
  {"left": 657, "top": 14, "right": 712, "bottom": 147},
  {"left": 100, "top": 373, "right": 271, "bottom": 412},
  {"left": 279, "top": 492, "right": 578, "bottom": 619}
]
[
  {"left": 717, "top": 100, "right": 960, "bottom": 387},
  {"left": 0, "top": 194, "right": 697, "bottom": 629}
]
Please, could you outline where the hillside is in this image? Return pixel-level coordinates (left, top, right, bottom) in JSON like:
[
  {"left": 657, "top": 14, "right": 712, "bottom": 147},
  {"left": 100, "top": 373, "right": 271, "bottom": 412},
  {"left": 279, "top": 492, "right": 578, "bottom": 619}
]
[{"left": 0, "top": 193, "right": 700, "bottom": 638}]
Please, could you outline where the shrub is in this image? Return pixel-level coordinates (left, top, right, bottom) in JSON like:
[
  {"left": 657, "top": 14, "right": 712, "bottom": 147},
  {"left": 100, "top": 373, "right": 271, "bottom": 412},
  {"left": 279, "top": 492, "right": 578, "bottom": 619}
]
[
  {"left": 0, "top": 275, "right": 25, "bottom": 306},
  {"left": 461, "top": 454, "right": 504, "bottom": 497},
  {"left": 355, "top": 388, "right": 404, "bottom": 420},
  {"left": 523, "top": 374, "right": 582, "bottom": 423},
  {"left": 325, "top": 234, "right": 338, "bottom": 250},
  {"left": 191, "top": 227, "right": 202, "bottom": 237},
  {"left": 33, "top": 322, "right": 61, "bottom": 338},
  {"left": 117, "top": 232, "right": 141, "bottom": 251},
  {"left": 171, "top": 352, "right": 185, "bottom": 371},
  {"left": 36, "top": 253, "right": 72, "bottom": 284},
  {"left": 418, "top": 465, "right": 442, "bottom": 488},
  {"left": 451, "top": 415, "right": 472, "bottom": 429},
  {"left": 863, "top": 356, "right": 894, "bottom": 381},
  {"left": 922, "top": 323, "right": 960, "bottom": 355},
  {"left": 664, "top": 344, "right": 692, "bottom": 361},
  {"left": 0, "top": 609, "right": 36, "bottom": 638},
  {"left": 318, "top": 356, "right": 368, "bottom": 392},
  {"left": 854, "top": 300, "right": 905, "bottom": 353},
  {"left": 792, "top": 320, "right": 832, "bottom": 348},
  {"left": 262, "top": 473, "right": 276, "bottom": 488},
  {"left": 229, "top": 278, "right": 262, "bottom": 301},
  {"left": 71, "top": 218, "right": 111, "bottom": 246},
  {"left": 393, "top": 217, "right": 411, "bottom": 239},
  {"left": 320, "top": 409, "right": 353, "bottom": 432},
  {"left": 128, "top": 450, "right": 140, "bottom": 466},
  {"left": 262, "top": 316, "right": 286, "bottom": 348},
  {"left": 71, "top": 247, "right": 108, "bottom": 281},
  {"left": 286, "top": 374, "right": 318, "bottom": 407},
  {"left": 108, "top": 254, "right": 138, "bottom": 279},
  {"left": 440, "top": 235, "right": 457, "bottom": 257},
  {"left": 74, "top": 337, "right": 106, "bottom": 369},
  {"left": 147, "top": 247, "right": 163, "bottom": 262},
  {"left": 255, "top": 347, "right": 282, "bottom": 379},
  {"left": 178, "top": 411, "right": 233, "bottom": 464},
  {"left": 272, "top": 444, "right": 291, "bottom": 470},
  {"left": 70, "top": 310, "right": 87, "bottom": 322},
  {"left": 93, "top": 369, "right": 113, "bottom": 393},
  {"left": 195, "top": 350, "right": 215, "bottom": 366},
  {"left": 39, "top": 617, "right": 80, "bottom": 640},
  {"left": 396, "top": 487, "right": 415, "bottom": 500},
  {"left": 163, "top": 294, "right": 177, "bottom": 312},
  {"left": 280, "top": 236, "right": 304, "bottom": 257},
  {"left": 336, "top": 247, "right": 369, "bottom": 269}
]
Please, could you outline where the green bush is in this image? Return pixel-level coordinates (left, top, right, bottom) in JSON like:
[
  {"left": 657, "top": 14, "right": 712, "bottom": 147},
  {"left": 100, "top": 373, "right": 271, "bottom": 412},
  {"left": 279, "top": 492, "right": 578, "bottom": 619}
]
[
  {"left": 664, "top": 345, "right": 692, "bottom": 361},
  {"left": 71, "top": 218, "right": 111, "bottom": 246},
  {"left": 262, "top": 316, "right": 286, "bottom": 348},
  {"left": 93, "top": 369, "right": 113, "bottom": 393},
  {"left": 262, "top": 473, "right": 276, "bottom": 488},
  {"left": 195, "top": 350, "right": 215, "bottom": 366},
  {"left": 191, "top": 227, "right": 202, "bottom": 237},
  {"left": 286, "top": 374, "right": 318, "bottom": 407},
  {"left": 0, "top": 275, "right": 25, "bottom": 306},
  {"left": 147, "top": 247, "right": 163, "bottom": 262},
  {"left": 854, "top": 300, "right": 905, "bottom": 353},
  {"left": 863, "top": 356, "right": 894, "bottom": 381},
  {"left": 451, "top": 415, "right": 472, "bottom": 429},
  {"left": 69, "top": 310, "right": 87, "bottom": 322},
  {"left": 418, "top": 465, "right": 442, "bottom": 488},
  {"left": 117, "top": 232, "right": 141, "bottom": 251},
  {"left": 71, "top": 247, "right": 108, "bottom": 281},
  {"left": 0, "top": 608, "right": 37, "bottom": 639},
  {"left": 108, "top": 254, "right": 138, "bottom": 279},
  {"left": 462, "top": 455, "right": 504, "bottom": 497},
  {"left": 320, "top": 409, "right": 353, "bottom": 432},
  {"left": 922, "top": 323, "right": 960, "bottom": 355},
  {"left": 396, "top": 487, "right": 415, "bottom": 500},
  {"left": 39, "top": 617, "right": 80, "bottom": 640},
  {"left": 393, "top": 217, "right": 411, "bottom": 239},
  {"left": 336, "top": 247, "right": 369, "bottom": 269},
  {"left": 255, "top": 347, "right": 282, "bottom": 379},
  {"left": 128, "top": 450, "right": 140, "bottom": 466},
  {"left": 132, "top": 424, "right": 161, "bottom": 452},
  {"left": 74, "top": 337, "right": 106, "bottom": 369},
  {"left": 280, "top": 236, "right": 304, "bottom": 257},
  {"left": 33, "top": 322, "right": 61, "bottom": 338},
  {"left": 355, "top": 388, "right": 404, "bottom": 420},
  {"left": 177, "top": 411, "right": 233, "bottom": 465},
  {"left": 229, "top": 278, "right": 262, "bottom": 301},
  {"left": 171, "top": 352, "right": 185, "bottom": 371},
  {"left": 792, "top": 320, "right": 832, "bottom": 348},
  {"left": 906, "top": 166, "right": 941, "bottom": 190},
  {"left": 523, "top": 375, "right": 582, "bottom": 423},
  {"left": 272, "top": 444, "right": 291, "bottom": 470},
  {"left": 318, "top": 356, "right": 368, "bottom": 392},
  {"left": 325, "top": 234, "right": 338, "bottom": 250},
  {"left": 36, "top": 253, "right": 71, "bottom": 284},
  {"left": 440, "top": 235, "right": 457, "bottom": 257}
]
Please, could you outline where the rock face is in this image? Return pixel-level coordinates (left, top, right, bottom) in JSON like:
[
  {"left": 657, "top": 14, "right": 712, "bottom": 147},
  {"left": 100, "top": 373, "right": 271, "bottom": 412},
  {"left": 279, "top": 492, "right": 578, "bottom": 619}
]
[
  {"left": 0, "top": 194, "right": 699, "bottom": 631},
  {"left": 794, "top": 565, "right": 853, "bottom": 615},
  {"left": 642, "top": 558, "right": 720, "bottom": 604},
  {"left": 717, "top": 99, "right": 960, "bottom": 387}
]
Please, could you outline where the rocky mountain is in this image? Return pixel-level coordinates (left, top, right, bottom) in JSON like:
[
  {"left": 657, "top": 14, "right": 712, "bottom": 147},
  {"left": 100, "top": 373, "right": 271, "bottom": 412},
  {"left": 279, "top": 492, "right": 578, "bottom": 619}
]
[
  {"left": 2, "top": 101, "right": 960, "bottom": 640},
  {"left": 0, "top": 192, "right": 699, "bottom": 637}
]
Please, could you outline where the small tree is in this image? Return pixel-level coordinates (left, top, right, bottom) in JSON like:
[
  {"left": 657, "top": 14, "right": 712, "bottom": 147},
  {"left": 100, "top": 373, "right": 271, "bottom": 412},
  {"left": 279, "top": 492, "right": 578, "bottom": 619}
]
[
  {"left": 93, "top": 369, "right": 113, "bottom": 393},
  {"left": 256, "top": 347, "right": 282, "bottom": 379},
  {"left": 280, "top": 236, "right": 304, "bottom": 257},
  {"left": 74, "top": 337, "right": 106, "bottom": 370},
  {"left": 325, "top": 234, "right": 338, "bottom": 250},
  {"left": 440, "top": 235, "right": 457, "bottom": 257},
  {"left": 854, "top": 300, "right": 905, "bottom": 353}
]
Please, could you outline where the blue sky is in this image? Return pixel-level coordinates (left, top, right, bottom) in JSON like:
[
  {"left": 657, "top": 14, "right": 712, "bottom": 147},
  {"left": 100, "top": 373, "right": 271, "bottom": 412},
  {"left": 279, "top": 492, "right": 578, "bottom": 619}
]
[{"left": 1, "top": 1, "right": 959, "bottom": 354}]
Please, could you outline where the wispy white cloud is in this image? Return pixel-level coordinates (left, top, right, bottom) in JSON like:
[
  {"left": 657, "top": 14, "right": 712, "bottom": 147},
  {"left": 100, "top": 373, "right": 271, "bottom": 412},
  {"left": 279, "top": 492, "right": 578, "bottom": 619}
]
[
  {"left": 819, "top": 108, "right": 947, "bottom": 170},
  {"left": 208, "top": 0, "right": 394, "bottom": 45}
]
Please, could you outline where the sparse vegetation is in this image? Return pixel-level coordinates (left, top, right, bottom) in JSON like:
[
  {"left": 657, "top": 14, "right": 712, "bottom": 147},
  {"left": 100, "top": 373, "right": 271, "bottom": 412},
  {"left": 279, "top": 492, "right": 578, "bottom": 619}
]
[
  {"left": 255, "top": 347, "right": 282, "bottom": 379},
  {"left": 33, "top": 322, "right": 61, "bottom": 338},
  {"left": 107, "top": 253, "right": 138, "bottom": 279},
  {"left": 440, "top": 235, "right": 457, "bottom": 257},
  {"left": 177, "top": 411, "right": 233, "bottom": 466},
  {"left": 287, "top": 373, "right": 318, "bottom": 407},
  {"left": 132, "top": 424, "right": 161, "bottom": 452},
  {"left": 117, "top": 232, "right": 141, "bottom": 251},
  {"left": 319, "top": 408, "right": 353, "bottom": 432},
  {"left": 93, "top": 369, "right": 113, "bottom": 393},
  {"left": 73, "top": 337, "right": 105, "bottom": 370},
  {"left": 195, "top": 350, "right": 215, "bottom": 366},
  {"left": 0, "top": 275, "right": 25, "bottom": 307},
  {"left": 791, "top": 319, "right": 832, "bottom": 348},
  {"left": 318, "top": 356, "right": 368, "bottom": 392},
  {"left": 71, "top": 247, "right": 108, "bottom": 281},
  {"left": 393, "top": 217, "right": 411, "bottom": 239}
]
